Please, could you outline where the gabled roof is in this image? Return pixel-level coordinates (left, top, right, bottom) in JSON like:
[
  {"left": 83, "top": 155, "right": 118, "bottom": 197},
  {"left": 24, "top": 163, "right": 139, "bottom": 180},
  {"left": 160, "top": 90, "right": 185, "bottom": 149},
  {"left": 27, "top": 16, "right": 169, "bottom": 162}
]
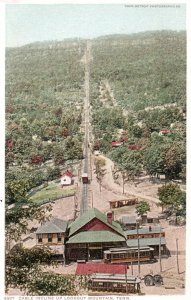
[
  {"left": 121, "top": 215, "right": 138, "bottom": 224},
  {"left": 160, "top": 129, "right": 170, "bottom": 133},
  {"left": 66, "top": 231, "right": 126, "bottom": 244},
  {"left": 68, "top": 208, "right": 125, "bottom": 237},
  {"left": 61, "top": 170, "right": 74, "bottom": 178},
  {"left": 111, "top": 141, "right": 124, "bottom": 147},
  {"left": 36, "top": 218, "right": 68, "bottom": 234},
  {"left": 76, "top": 262, "right": 128, "bottom": 275}
]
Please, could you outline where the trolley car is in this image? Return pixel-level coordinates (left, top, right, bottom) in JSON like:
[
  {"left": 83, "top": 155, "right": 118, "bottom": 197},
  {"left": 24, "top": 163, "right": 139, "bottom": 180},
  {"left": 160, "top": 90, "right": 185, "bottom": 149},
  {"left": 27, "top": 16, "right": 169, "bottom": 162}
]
[
  {"left": 104, "top": 246, "right": 154, "bottom": 264},
  {"left": 89, "top": 274, "right": 141, "bottom": 294}
]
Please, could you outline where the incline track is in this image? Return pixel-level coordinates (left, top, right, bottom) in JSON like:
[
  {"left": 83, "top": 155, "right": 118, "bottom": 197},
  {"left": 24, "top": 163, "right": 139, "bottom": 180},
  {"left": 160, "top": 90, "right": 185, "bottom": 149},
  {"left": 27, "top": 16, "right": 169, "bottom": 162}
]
[{"left": 80, "top": 41, "right": 91, "bottom": 215}]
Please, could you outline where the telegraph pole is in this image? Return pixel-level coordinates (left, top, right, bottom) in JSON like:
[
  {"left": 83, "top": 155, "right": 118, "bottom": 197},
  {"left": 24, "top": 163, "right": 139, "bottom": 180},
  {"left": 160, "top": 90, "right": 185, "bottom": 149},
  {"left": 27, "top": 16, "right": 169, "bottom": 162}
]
[
  {"left": 176, "top": 239, "right": 180, "bottom": 274},
  {"left": 125, "top": 264, "right": 128, "bottom": 294},
  {"left": 131, "top": 261, "right": 134, "bottom": 275},
  {"left": 159, "top": 226, "right": 162, "bottom": 273},
  {"left": 137, "top": 222, "right": 140, "bottom": 276}
]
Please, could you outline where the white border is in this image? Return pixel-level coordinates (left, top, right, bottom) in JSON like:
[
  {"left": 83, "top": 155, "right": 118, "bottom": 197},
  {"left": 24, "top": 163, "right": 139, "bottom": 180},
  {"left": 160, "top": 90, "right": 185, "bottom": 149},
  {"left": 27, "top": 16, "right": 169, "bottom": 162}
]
[{"left": 1, "top": 1, "right": 190, "bottom": 299}]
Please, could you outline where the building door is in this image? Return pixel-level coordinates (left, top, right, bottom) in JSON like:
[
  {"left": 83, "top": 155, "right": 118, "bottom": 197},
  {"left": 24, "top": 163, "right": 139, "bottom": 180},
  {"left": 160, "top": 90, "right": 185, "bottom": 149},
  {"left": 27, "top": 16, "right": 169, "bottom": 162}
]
[{"left": 89, "top": 248, "right": 102, "bottom": 260}]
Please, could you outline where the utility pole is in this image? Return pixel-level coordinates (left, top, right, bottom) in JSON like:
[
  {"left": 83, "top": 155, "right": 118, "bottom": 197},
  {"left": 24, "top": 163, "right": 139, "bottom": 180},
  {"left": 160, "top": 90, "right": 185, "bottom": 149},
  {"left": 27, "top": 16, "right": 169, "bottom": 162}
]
[
  {"left": 90, "top": 190, "right": 94, "bottom": 208},
  {"left": 90, "top": 151, "right": 92, "bottom": 181},
  {"left": 176, "top": 239, "right": 180, "bottom": 274},
  {"left": 137, "top": 222, "right": 140, "bottom": 276},
  {"left": 122, "top": 174, "right": 125, "bottom": 194},
  {"left": 159, "top": 226, "right": 162, "bottom": 273},
  {"left": 131, "top": 260, "right": 134, "bottom": 275},
  {"left": 125, "top": 264, "right": 128, "bottom": 294}
]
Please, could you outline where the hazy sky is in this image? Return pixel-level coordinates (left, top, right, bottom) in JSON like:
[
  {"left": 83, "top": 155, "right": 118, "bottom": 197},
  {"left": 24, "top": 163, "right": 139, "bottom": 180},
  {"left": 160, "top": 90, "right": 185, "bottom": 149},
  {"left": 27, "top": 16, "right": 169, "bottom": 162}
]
[{"left": 6, "top": 4, "right": 186, "bottom": 47}]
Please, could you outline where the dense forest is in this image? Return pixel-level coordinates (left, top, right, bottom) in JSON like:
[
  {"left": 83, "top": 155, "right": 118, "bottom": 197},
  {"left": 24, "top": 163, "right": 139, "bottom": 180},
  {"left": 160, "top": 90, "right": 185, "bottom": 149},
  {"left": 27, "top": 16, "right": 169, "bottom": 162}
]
[
  {"left": 5, "top": 31, "right": 186, "bottom": 205},
  {"left": 6, "top": 40, "right": 86, "bottom": 205},
  {"left": 90, "top": 31, "right": 186, "bottom": 181},
  {"left": 91, "top": 31, "right": 186, "bottom": 110}
]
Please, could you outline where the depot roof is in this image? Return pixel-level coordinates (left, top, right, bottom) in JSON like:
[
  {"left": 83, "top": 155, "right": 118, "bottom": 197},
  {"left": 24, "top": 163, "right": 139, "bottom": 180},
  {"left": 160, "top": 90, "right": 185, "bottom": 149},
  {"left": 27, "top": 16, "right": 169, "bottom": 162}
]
[
  {"left": 76, "top": 263, "right": 128, "bottom": 275},
  {"left": 66, "top": 230, "right": 126, "bottom": 244}
]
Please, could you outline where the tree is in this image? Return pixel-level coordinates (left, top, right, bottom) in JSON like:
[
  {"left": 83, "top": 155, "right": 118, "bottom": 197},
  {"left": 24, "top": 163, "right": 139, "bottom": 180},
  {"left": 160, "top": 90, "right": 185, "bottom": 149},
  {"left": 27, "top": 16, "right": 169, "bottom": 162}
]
[
  {"left": 61, "top": 127, "right": 69, "bottom": 138},
  {"left": 64, "top": 136, "right": 83, "bottom": 161},
  {"left": 46, "top": 166, "right": 61, "bottom": 181},
  {"left": 144, "top": 143, "right": 167, "bottom": 177},
  {"left": 136, "top": 201, "right": 150, "bottom": 216},
  {"left": 53, "top": 146, "right": 65, "bottom": 165},
  {"left": 6, "top": 245, "right": 82, "bottom": 295},
  {"left": 6, "top": 202, "right": 52, "bottom": 241},
  {"left": 5, "top": 178, "right": 31, "bottom": 205},
  {"left": 30, "top": 154, "right": 44, "bottom": 165},
  {"left": 158, "top": 183, "right": 186, "bottom": 215},
  {"left": 5, "top": 194, "right": 83, "bottom": 296},
  {"left": 121, "top": 150, "right": 143, "bottom": 181},
  {"left": 164, "top": 144, "right": 186, "bottom": 179},
  {"left": 94, "top": 157, "right": 106, "bottom": 192}
]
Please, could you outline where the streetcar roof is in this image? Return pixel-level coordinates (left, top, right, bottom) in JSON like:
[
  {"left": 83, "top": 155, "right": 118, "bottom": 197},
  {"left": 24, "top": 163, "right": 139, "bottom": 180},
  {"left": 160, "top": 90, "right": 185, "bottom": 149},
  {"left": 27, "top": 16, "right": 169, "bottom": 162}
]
[
  {"left": 106, "top": 246, "right": 152, "bottom": 252},
  {"left": 90, "top": 274, "right": 141, "bottom": 284}
]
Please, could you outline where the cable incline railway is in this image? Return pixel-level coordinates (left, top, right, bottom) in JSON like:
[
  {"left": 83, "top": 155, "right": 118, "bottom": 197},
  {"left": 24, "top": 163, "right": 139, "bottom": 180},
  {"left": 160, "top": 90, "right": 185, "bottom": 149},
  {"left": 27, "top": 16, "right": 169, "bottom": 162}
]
[{"left": 80, "top": 41, "right": 91, "bottom": 215}]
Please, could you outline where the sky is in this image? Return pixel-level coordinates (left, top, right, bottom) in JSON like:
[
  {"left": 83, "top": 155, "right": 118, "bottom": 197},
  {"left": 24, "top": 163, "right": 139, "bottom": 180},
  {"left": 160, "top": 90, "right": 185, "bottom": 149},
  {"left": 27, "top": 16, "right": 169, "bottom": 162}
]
[{"left": 5, "top": 3, "right": 186, "bottom": 47}]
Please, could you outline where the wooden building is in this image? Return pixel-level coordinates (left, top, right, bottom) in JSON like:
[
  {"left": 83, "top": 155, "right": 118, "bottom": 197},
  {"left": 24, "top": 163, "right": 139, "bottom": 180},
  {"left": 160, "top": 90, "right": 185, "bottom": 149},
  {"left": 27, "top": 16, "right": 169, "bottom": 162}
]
[
  {"left": 121, "top": 215, "right": 141, "bottom": 230},
  {"left": 60, "top": 170, "right": 74, "bottom": 186},
  {"left": 125, "top": 226, "right": 168, "bottom": 256},
  {"left": 159, "top": 129, "right": 171, "bottom": 136},
  {"left": 111, "top": 141, "right": 124, "bottom": 147},
  {"left": 141, "top": 212, "right": 160, "bottom": 225},
  {"left": 36, "top": 218, "right": 68, "bottom": 246},
  {"left": 109, "top": 198, "right": 138, "bottom": 209},
  {"left": 65, "top": 208, "right": 126, "bottom": 262}
]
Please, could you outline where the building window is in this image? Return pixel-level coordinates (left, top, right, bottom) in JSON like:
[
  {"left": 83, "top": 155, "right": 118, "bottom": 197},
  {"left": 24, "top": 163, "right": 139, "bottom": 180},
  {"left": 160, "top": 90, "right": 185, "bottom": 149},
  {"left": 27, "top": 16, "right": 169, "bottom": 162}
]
[
  {"left": 57, "top": 233, "right": 62, "bottom": 242},
  {"left": 38, "top": 234, "right": 43, "bottom": 243},
  {"left": 48, "top": 233, "right": 52, "bottom": 243}
]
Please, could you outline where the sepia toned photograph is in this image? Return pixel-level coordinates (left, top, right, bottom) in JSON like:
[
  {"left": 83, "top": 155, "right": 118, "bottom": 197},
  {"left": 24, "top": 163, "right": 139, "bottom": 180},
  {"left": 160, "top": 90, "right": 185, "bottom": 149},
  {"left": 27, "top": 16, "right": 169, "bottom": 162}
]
[{"left": 3, "top": 1, "right": 187, "bottom": 297}]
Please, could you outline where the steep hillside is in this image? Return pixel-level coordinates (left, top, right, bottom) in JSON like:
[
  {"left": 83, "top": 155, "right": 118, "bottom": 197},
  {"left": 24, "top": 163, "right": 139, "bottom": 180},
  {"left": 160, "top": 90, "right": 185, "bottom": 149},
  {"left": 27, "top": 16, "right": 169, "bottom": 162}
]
[{"left": 91, "top": 31, "right": 186, "bottom": 111}]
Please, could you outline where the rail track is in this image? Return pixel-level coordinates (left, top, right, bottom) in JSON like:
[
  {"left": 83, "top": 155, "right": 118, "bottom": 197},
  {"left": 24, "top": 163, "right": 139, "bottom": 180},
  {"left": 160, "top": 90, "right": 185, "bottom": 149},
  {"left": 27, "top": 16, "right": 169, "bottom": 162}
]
[{"left": 80, "top": 41, "right": 91, "bottom": 214}]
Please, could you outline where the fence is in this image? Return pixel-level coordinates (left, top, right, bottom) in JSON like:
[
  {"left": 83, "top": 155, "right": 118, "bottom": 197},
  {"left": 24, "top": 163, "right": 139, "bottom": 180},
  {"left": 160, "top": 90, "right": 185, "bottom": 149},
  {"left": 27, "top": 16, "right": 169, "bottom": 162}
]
[{"left": 36, "top": 192, "right": 76, "bottom": 206}]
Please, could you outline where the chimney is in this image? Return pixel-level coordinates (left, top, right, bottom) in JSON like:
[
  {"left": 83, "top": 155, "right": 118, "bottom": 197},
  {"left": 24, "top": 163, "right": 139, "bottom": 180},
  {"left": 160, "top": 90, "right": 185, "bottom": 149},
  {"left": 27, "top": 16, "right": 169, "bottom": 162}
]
[
  {"left": 107, "top": 211, "right": 114, "bottom": 224},
  {"left": 149, "top": 226, "right": 152, "bottom": 232}
]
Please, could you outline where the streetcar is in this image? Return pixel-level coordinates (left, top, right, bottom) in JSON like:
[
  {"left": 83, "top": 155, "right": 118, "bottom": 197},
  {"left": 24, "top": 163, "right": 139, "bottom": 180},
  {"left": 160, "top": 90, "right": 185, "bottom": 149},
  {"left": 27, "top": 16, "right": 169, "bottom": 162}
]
[
  {"left": 104, "top": 246, "right": 154, "bottom": 264},
  {"left": 88, "top": 274, "right": 141, "bottom": 294}
]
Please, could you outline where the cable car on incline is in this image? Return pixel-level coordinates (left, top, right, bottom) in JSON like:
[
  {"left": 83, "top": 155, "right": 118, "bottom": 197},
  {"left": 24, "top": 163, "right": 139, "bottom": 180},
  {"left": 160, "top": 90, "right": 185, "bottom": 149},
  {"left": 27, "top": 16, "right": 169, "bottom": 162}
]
[{"left": 82, "top": 173, "right": 89, "bottom": 184}]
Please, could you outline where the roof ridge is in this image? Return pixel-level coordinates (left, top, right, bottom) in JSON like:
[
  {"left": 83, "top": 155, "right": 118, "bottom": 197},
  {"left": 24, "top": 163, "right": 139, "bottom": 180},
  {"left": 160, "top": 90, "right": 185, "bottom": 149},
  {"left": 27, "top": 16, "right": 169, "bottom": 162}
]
[{"left": 68, "top": 208, "right": 125, "bottom": 237}]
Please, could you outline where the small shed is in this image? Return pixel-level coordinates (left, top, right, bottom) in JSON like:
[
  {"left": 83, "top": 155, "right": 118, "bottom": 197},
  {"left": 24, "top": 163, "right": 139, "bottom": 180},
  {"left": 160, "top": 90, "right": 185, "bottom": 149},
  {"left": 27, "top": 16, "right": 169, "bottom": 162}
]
[
  {"left": 60, "top": 170, "right": 74, "bottom": 186},
  {"left": 109, "top": 198, "right": 138, "bottom": 209},
  {"left": 121, "top": 215, "right": 141, "bottom": 230},
  {"left": 159, "top": 129, "right": 171, "bottom": 136},
  {"left": 111, "top": 141, "right": 124, "bottom": 147},
  {"left": 141, "top": 212, "right": 160, "bottom": 225}
]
